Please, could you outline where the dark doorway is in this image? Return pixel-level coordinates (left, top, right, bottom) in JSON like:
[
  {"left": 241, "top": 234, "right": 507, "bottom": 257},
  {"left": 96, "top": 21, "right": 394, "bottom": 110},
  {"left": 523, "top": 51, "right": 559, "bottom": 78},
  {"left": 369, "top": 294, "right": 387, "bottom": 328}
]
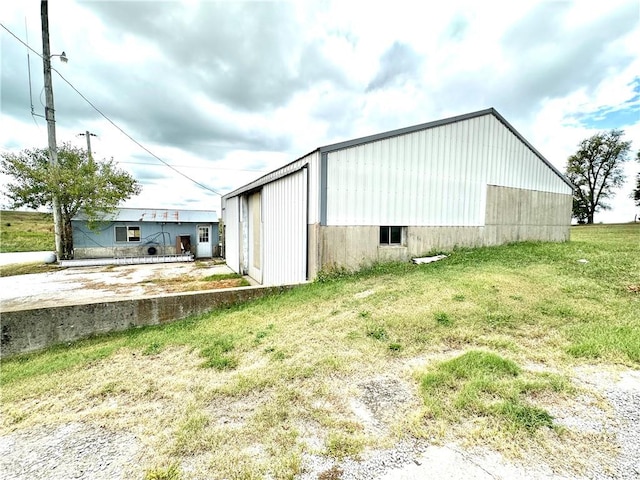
[{"left": 177, "top": 235, "right": 191, "bottom": 254}]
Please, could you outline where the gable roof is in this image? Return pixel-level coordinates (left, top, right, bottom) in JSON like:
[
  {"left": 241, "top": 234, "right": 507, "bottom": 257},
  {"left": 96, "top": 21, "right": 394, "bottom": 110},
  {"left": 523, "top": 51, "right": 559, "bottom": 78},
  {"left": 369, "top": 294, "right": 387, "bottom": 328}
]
[
  {"left": 73, "top": 208, "right": 218, "bottom": 223},
  {"left": 319, "top": 108, "right": 572, "bottom": 188},
  {"left": 223, "top": 108, "right": 572, "bottom": 200}
]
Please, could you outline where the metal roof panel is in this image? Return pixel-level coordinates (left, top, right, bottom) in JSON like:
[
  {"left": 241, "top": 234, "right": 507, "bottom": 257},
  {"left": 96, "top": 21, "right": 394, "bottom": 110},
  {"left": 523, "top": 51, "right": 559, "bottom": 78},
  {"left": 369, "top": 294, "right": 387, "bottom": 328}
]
[{"left": 73, "top": 208, "right": 218, "bottom": 223}]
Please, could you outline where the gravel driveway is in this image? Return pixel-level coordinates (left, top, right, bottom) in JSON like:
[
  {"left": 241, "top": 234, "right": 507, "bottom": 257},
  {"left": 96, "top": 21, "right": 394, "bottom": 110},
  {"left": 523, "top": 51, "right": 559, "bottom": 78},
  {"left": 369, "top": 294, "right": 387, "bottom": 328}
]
[{"left": 0, "top": 367, "right": 638, "bottom": 479}]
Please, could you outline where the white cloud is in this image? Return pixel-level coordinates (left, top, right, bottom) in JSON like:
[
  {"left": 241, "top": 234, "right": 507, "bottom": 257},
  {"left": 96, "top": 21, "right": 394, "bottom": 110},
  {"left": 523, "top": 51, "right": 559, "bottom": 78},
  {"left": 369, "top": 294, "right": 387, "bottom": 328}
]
[{"left": 1, "top": 0, "right": 638, "bottom": 222}]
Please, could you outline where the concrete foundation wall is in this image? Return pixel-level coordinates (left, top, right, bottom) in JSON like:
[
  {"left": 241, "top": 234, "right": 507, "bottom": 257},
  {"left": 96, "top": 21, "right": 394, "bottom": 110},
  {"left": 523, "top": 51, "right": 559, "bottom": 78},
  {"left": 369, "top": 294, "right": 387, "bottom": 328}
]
[
  {"left": 319, "top": 226, "right": 486, "bottom": 270},
  {"left": 320, "top": 225, "right": 380, "bottom": 271},
  {"left": 484, "top": 185, "right": 571, "bottom": 244},
  {"left": 74, "top": 245, "right": 222, "bottom": 259},
  {"left": 405, "top": 226, "right": 485, "bottom": 256},
  {"left": 308, "top": 223, "right": 320, "bottom": 280},
  {"left": 317, "top": 186, "right": 571, "bottom": 273},
  {"left": 1, "top": 285, "right": 292, "bottom": 358}
]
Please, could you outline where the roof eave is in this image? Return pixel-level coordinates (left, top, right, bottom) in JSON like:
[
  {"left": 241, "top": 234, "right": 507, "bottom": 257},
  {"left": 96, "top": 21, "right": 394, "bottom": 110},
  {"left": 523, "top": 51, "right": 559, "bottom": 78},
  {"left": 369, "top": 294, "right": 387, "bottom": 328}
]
[{"left": 222, "top": 148, "right": 319, "bottom": 200}]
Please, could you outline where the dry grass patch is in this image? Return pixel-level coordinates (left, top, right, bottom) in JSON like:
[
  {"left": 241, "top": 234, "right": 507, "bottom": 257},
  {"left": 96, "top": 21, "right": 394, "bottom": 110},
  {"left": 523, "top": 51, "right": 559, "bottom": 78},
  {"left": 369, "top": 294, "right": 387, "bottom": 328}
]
[
  {"left": 0, "top": 262, "right": 60, "bottom": 277},
  {"left": 416, "top": 351, "right": 566, "bottom": 432},
  {"left": 408, "top": 350, "right": 624, "bottom": 476}
]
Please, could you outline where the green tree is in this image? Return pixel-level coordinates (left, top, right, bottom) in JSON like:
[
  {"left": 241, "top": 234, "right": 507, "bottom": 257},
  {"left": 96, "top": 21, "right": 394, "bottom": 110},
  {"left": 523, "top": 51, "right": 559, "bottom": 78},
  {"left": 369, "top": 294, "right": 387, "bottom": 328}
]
[
  {"left": 565, "top": 130, "right": 632, "bottom": 224},
  {"left": 571, "top": 197, "right": 589, "bottom": 224},
  {"left": 1, "top": 143, "right": 141, "bottom": 259}
]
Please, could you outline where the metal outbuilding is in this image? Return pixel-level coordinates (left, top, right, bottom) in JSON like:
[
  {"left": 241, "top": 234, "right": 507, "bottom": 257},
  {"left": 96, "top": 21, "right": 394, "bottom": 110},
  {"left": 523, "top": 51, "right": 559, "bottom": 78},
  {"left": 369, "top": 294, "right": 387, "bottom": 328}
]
[{"left": 221, "top": 108, "right": 573, "bottom": 285}]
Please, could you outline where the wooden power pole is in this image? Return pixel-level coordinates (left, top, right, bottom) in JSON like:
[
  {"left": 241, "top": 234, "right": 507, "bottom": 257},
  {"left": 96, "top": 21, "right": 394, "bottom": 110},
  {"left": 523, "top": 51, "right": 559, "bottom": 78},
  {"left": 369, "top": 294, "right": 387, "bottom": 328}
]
[
  {"left": 41, "top": 0, "right": 63, "bottom": 260},
  {"left": 79, "top": 131, "right": 97, "bottom": 161}
]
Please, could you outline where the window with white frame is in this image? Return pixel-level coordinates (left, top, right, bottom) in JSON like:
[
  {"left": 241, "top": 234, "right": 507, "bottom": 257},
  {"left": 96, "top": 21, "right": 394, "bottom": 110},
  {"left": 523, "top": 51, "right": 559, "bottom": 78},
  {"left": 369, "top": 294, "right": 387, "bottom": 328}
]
[
  {"left": 115, "top": 225, "right": 141, "bottom": 242},
  {"left": 379, "top": 226, "right": 403, "bottom": 245},
  {"left": 198, "top": 226, "right": 209, "bottom": 243}
]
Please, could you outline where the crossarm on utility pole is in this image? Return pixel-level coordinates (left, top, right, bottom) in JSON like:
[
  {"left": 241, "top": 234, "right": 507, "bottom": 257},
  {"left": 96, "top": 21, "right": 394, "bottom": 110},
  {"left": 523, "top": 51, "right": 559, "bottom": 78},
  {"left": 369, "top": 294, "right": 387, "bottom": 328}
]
[{"left": 79, "top": 130, "right": 97, "bottom": 162}]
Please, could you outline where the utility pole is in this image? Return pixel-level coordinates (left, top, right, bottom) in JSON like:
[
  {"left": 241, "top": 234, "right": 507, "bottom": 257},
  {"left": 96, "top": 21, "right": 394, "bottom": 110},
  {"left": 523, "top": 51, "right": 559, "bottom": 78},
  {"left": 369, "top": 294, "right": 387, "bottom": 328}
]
[
  {"left": 41, "top": 0, "right": 63, "bottom": 260},
  {"left": 78, "top": 131, "right": 97, "bottom": 161}
]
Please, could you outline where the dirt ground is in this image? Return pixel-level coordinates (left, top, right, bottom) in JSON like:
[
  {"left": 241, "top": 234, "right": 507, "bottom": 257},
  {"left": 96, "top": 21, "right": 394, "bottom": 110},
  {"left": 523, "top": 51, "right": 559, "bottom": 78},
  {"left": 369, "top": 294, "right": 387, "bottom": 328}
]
[
  {"left": 1, "top": 358, "right": 638, "bottom": 480},
  {"left": 0, "top": 260, "right": 237, "bottom": 311}
]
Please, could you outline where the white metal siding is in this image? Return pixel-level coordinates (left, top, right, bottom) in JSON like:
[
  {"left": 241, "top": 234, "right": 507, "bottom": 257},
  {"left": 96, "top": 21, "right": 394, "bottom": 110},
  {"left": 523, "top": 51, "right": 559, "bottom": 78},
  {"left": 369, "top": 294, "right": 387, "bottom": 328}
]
[
  {"left": 483, "top": 116, "right": 569, "bottom": 193},
  {"left": 222, "top": 150, "right": 315, "bottom": 283},
  {"left": 325, "top": 114, "right": 571, "bottom": 226},
  {"left": 224, "top": 196, "right": 240, "bottom": 274},
  {"left": 262, "top": 169, "right": 308, "bottom": 285}
]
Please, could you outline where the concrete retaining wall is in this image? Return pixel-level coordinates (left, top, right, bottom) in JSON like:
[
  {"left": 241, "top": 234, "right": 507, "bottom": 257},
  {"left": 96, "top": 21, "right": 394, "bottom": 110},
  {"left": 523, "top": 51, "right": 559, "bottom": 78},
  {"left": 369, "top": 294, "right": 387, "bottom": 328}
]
[{"left": 0, "top": 285, "right": 293, "bottom": 358}]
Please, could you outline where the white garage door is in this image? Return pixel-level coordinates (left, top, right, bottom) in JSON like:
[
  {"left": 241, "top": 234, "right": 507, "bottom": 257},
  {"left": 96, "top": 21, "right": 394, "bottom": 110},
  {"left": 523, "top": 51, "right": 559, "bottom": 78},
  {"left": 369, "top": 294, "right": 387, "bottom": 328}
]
[
  {"left": 224, "top": 197, "right": 240, "bottom": 274},
  {"left": 262, "top": 169, "right": 308, "bottom": 285}
]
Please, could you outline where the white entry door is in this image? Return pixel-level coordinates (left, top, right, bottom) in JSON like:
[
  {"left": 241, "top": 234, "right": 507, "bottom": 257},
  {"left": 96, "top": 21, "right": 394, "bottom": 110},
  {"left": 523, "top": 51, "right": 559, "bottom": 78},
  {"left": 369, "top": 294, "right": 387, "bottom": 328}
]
[{"left": 196, "top": 225, "right": 212, "bottom": 258}]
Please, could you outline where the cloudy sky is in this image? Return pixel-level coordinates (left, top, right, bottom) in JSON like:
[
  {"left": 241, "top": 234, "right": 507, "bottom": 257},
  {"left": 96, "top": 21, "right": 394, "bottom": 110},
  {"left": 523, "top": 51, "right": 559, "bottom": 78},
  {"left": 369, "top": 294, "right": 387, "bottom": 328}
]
[{"left": 1, "top": 0, "right": 639, "bottom": 222}]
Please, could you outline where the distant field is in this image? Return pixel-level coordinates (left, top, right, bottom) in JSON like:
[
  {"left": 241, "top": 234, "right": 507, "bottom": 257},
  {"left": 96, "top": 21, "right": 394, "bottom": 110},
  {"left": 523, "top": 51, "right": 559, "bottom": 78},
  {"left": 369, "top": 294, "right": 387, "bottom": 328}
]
[{"left": 0, "top": 210, "right": 55, "bottom": 253}]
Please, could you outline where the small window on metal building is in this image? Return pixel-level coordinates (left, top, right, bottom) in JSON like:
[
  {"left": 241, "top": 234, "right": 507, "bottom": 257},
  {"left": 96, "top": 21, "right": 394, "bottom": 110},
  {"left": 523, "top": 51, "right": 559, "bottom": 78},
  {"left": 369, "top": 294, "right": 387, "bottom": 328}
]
[
  {"left": 115, "top": 225, "right": 141, "bottom": 242},
  {"left": 380, "top": 226, "right": 403, "bottom": 245}
]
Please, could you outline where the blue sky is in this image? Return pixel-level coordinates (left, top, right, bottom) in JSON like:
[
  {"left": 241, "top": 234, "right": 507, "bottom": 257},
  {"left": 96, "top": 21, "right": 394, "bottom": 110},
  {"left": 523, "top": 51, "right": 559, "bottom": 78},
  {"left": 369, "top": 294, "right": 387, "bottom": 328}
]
[{"left": 574, "top": 77, "right": 640, "bottom": 130}]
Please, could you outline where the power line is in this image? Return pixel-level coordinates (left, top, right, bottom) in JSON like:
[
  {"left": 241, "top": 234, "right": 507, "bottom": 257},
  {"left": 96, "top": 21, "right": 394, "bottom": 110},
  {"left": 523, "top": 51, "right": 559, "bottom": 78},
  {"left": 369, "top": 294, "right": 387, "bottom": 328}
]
[
  {"left": 24, "top": 17, "right": 44, "bottom": 128},
  {"left": 1, "top": 22, "right": 225, "bottom": 197},
  {"left": 50, "top": 69, "right": 226, "bottom": 196}
]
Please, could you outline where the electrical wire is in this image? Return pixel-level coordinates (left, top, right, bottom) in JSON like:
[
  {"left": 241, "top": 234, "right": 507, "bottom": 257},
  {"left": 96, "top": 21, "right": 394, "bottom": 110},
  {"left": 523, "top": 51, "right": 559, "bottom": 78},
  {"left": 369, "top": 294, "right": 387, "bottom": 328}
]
[
  {"left": 1, "top": 22, "right": 225, "bottom": 197},
  {"left": 24, "top": 17, "right": 44, "bottom": 128},
  {"left": 50, "top": 67, "right": 226, "bottom": 196}
]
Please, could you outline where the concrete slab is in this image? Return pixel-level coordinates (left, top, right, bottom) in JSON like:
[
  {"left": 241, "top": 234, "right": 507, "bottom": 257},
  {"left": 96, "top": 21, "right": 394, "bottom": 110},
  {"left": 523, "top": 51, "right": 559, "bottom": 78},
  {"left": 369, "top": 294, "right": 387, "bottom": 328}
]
[{"left": 0, "top": 261, "right": 235, "bottom": 311}]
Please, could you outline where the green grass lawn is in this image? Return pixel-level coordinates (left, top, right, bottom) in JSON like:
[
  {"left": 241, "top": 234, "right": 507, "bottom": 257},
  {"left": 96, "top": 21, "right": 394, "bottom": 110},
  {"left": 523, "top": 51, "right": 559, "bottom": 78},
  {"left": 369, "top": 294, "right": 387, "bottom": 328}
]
[
  {"left": 0, "top": 210, "right": 55, "bottom": 253},
  {"left": 1, "top": 224, "right": 639, "bottom": 479}
]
